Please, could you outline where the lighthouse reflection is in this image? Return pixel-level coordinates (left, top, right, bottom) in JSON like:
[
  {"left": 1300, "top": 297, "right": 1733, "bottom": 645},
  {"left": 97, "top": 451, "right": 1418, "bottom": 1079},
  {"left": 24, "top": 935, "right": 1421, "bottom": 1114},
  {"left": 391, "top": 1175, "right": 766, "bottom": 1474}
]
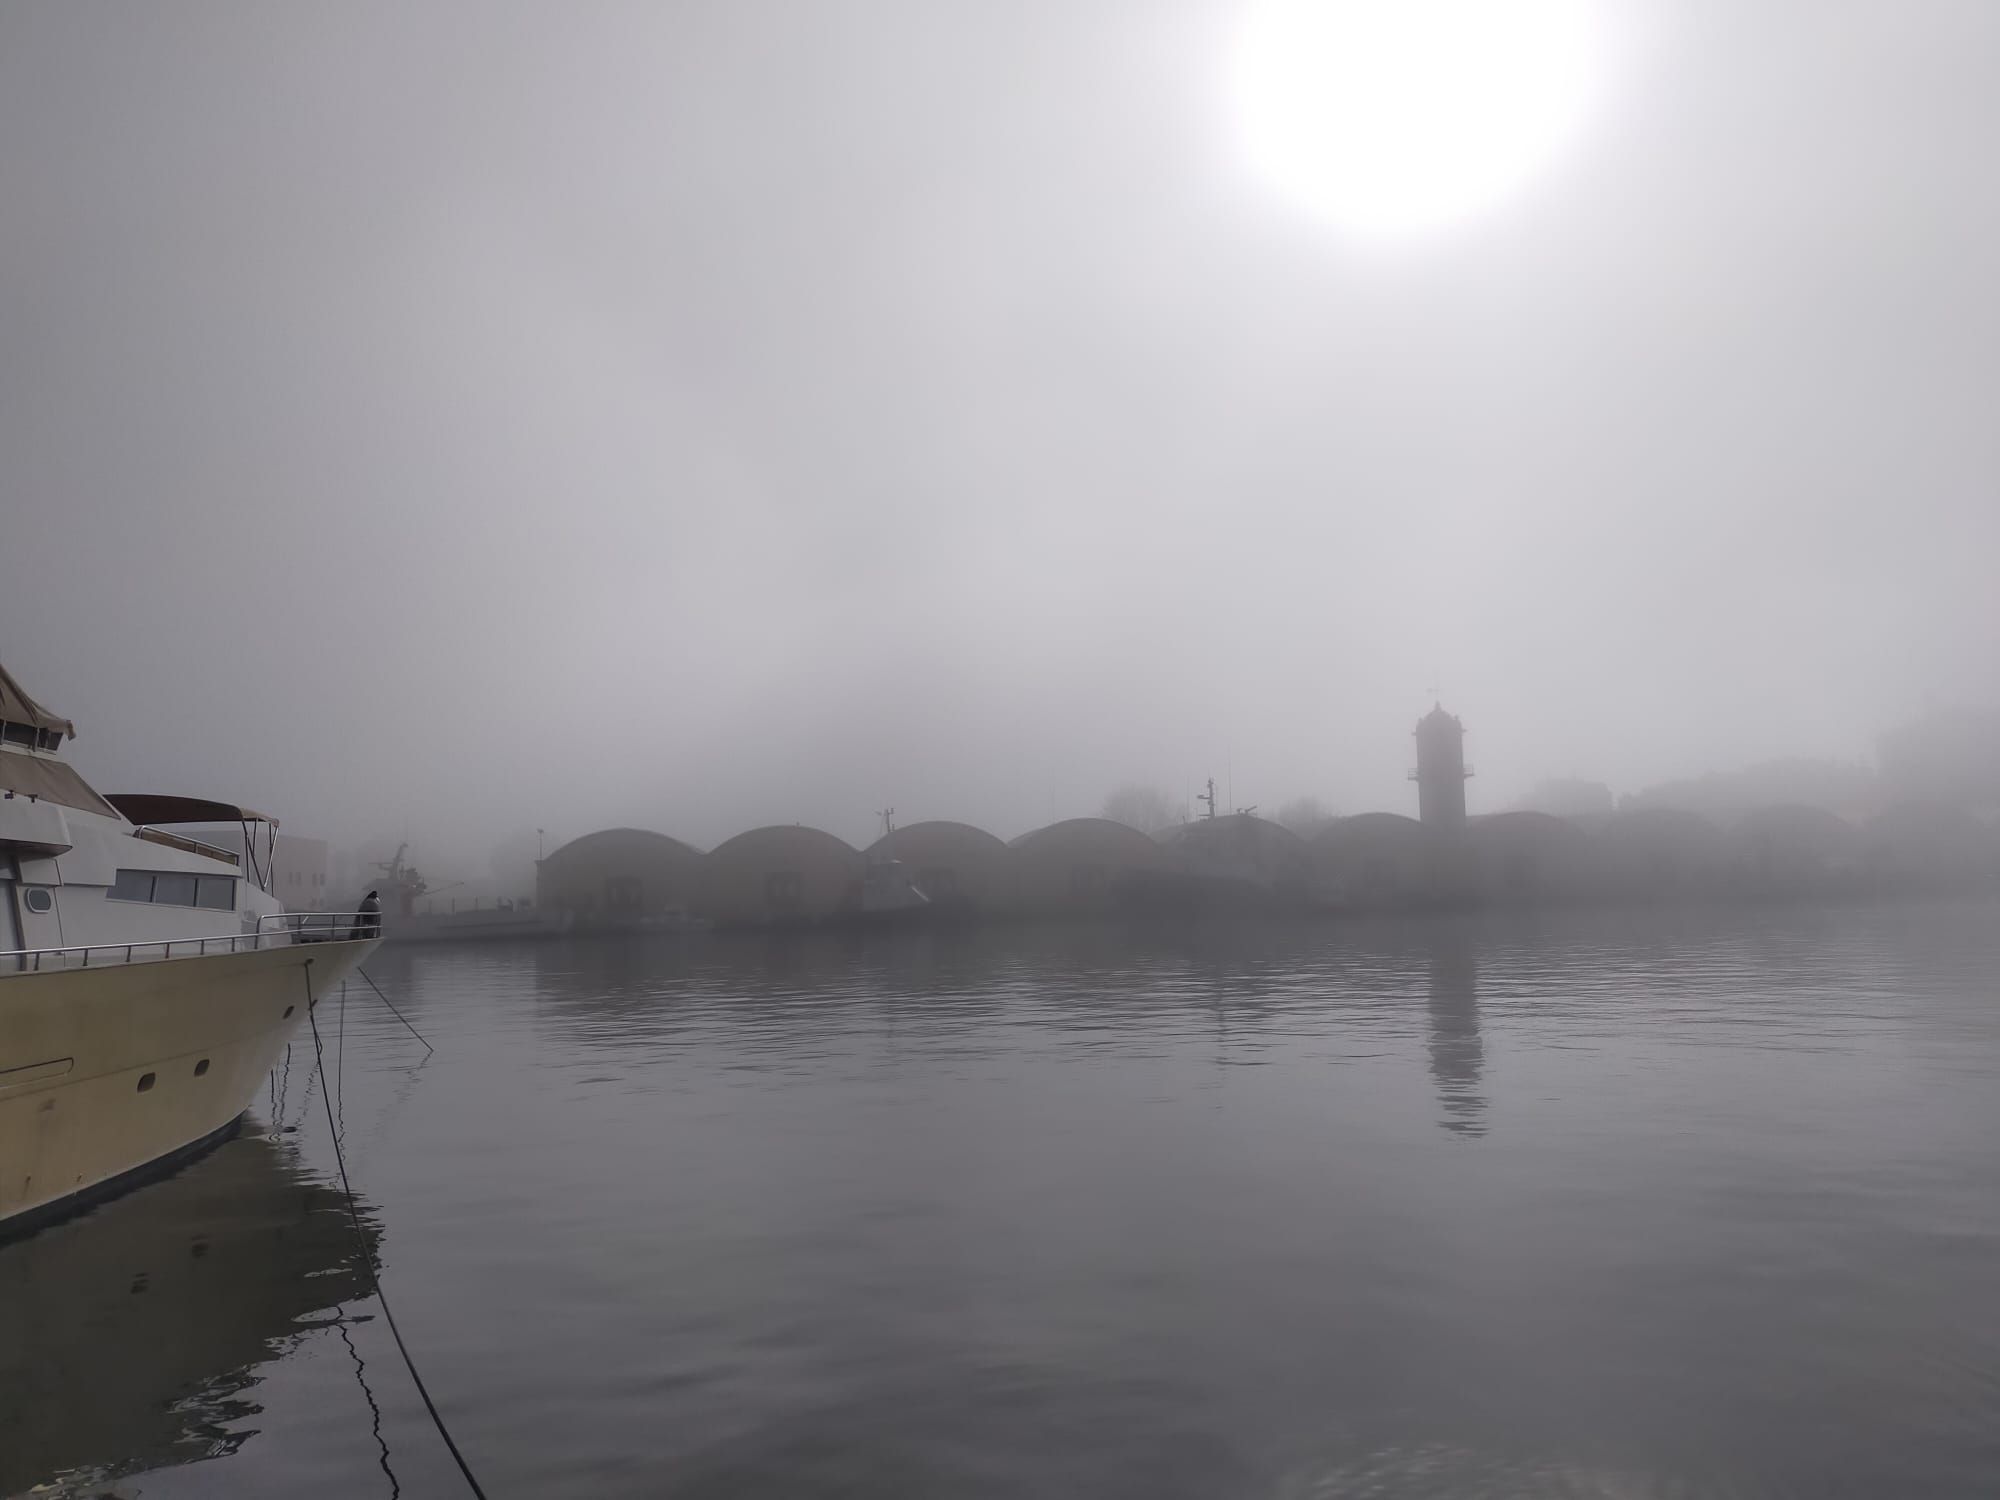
[{"left": 1426, "top": 935, "right": 1486, "bottom": 1137}]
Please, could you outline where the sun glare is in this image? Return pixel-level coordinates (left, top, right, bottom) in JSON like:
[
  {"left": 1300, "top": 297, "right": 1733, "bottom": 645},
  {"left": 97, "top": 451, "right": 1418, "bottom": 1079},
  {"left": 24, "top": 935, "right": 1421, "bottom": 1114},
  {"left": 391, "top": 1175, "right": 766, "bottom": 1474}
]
[{"left": 1233, "top": 0, "right": 1605, "bottom": 238}]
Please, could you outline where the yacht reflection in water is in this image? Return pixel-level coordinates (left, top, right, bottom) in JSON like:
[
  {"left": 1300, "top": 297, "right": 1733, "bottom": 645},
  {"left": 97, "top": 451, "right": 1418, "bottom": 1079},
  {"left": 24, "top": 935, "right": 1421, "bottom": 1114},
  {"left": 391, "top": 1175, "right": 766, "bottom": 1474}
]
[
  {"left": 1427, "top": 937, "right": 1486, "bottom": 1137},
  {"left": 0, "top": 1128, "right": 379, "bottom": 1495}
]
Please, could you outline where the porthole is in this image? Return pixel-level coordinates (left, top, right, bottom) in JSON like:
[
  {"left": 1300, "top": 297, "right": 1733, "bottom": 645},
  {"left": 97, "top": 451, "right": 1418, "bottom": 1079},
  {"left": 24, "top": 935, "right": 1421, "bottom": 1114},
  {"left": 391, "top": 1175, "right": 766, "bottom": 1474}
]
[
  {"left": 136, "top": 1072, "right": 157, "bottom": 1093},
  {"left": 23, "top": 887, "right": 53, "bottom": 914},
  {"left": 193, "top": 1058, "right": 210, "bottom": 1077}
]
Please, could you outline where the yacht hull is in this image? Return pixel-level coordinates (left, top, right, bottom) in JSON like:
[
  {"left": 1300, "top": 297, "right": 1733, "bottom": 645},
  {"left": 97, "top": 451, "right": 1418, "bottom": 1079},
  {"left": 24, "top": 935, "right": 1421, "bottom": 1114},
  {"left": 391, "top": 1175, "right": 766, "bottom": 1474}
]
[{"left": 0, "top": 939, "right": 378, "bottom": 1238}]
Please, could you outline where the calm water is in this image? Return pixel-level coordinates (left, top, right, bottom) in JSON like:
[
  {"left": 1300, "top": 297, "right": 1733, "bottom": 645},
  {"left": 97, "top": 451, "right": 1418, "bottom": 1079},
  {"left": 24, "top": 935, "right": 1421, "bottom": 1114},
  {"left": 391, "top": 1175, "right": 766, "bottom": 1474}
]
[{"left": 7, "top": 902, "right": 2000, "bottom": 1498}]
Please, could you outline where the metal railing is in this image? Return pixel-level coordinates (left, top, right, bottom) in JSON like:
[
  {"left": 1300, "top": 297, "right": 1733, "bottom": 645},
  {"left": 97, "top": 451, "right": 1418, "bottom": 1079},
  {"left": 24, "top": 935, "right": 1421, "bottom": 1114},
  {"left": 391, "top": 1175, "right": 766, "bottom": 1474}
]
[
  {"left": 0, "top": 911, "right": 379, "bottom": 972},
  {"left": 131, "top": 825, "right": 241, "bottom": 867},
  {"left": 264, "top": 910, "right": 380, "bottom": 944}
]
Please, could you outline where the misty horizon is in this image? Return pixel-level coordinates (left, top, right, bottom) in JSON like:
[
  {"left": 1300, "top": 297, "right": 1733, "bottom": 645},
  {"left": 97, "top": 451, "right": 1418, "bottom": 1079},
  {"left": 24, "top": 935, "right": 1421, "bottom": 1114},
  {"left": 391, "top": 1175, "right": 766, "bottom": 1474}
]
[{"left": 5, "top": 2, "right": 1996, "bottom": 861}]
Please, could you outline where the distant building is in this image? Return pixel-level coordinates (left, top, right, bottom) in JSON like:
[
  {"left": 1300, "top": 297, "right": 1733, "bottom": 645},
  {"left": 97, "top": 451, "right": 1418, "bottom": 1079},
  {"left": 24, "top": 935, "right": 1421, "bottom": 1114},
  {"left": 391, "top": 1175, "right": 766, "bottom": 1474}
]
[
  {"left": 1413, "top": 705, "right": 1470, "bottom": 832},
  {"left": 183, "top": 827, "right": 329, "bottom": 912},
  {"left": 1729, "top": 805, "right": 1862, "bottom": 894},
  {"left": 1465, "top": 811, "right": 1591, "bottom": 903},
  {"left": 868, "top": 820, "right": 1013, "bottom": 916},
  {"left": 1621, "top": 759, "right": 1878, "bottom": 824},
  {"left": 1008, "top": 818, "right": 1166, "bottom": 917},
  {"left": 1593, "top": 806, "right": 1730, "bottom": 897},
  {"left": 537, "top": 828, "right": 702, "bottom": 926},
  {"left": 1518, "top": 778, "right": 1615, "bottom": 822},
  {"left": 272, "top": 834, "right": 331, "bottom": 912},
  {"left": 1311, "top": 813, "right": 1429, "bottom": 906},
  {"left": 1157, "top": 813, "right": 1317, "bottom": 907},
  {"left": 455, "top": 699, "right": 1986, "bottom": 932},
  {"left": 694, "top": 825, "right": 864, "bottom": 928}
]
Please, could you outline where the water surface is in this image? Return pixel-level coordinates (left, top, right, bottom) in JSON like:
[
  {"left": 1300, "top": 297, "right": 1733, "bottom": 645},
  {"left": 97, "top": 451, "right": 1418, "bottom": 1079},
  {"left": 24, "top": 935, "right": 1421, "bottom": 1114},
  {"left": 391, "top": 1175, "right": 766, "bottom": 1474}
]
[{"left": 7, "top": 901, "right": 2000, "bottom": 1497}]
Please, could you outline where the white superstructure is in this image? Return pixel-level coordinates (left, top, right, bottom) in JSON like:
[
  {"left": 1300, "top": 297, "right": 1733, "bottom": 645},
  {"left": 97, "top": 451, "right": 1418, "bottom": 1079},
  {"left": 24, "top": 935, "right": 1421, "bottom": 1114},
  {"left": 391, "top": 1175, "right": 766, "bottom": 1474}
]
[{"left": 1, "top": 662, "right": 377, "bottom": 1236}]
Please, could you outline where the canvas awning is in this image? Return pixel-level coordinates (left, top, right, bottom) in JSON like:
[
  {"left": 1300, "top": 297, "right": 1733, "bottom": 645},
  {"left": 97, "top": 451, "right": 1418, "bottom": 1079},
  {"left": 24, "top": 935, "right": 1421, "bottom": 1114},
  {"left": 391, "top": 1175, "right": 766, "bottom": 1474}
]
[
  {"left": 0, "top": 753, "right": 120, "bottom": 819},
  {"left": 0, "top": 662, "right": 74, "bottom": 739},
  {"left": 104, "top": 794, "right": 278, "bottom": 828}
]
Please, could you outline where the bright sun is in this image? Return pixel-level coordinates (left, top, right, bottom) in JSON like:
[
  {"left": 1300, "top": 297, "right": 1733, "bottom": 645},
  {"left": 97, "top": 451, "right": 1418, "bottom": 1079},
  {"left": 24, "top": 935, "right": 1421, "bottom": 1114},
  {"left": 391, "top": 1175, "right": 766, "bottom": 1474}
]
[{"left": 1233, "top": 0, "right": 1605, "bottom": 238}]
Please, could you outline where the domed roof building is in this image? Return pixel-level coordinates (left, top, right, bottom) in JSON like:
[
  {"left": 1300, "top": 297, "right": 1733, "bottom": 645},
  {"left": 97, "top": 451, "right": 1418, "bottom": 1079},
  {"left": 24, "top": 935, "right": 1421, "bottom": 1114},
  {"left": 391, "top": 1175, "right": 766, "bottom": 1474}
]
[
  {"left": 1592, "top": 806, "right": 1729, "bottom": 897},
  {"left": 1312, "top": 813, "right": 1430, "bottom": 907},
  {"left": 693, "top": 825, "right": 865, "bottom": 928},
  {"left": 867, "top": 820, "right": 1014, "bottom": 915},
  {"left": 1728, "top": 804, "right": 1862, "bottom": 894},
  {"left": 1465, "top": 810, "right": 1592, "bottom": 902},
  {"left": 1008, "top": 817, "right": 1167, "bottom": 917},
  {"left": 537, "top": 828, "right": 703, "bottom": 926},
  {"left": 1157, "top": 814, "right": 1318, "bottom": 908}
]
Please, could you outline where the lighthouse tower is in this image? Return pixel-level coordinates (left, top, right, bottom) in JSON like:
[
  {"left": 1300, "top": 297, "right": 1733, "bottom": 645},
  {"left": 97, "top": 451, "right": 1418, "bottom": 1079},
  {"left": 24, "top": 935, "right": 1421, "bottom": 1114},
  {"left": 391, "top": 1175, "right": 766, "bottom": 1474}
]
[{"left": 1412, "top": 703, "right": 1471, "bottom": 831}]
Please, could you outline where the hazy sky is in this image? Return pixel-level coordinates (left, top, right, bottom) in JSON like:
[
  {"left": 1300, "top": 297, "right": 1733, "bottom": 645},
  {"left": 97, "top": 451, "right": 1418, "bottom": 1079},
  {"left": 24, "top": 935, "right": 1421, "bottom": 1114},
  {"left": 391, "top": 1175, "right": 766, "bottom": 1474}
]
[{"left": 3, "top": 1, "right": 1995, "bottom": 859}]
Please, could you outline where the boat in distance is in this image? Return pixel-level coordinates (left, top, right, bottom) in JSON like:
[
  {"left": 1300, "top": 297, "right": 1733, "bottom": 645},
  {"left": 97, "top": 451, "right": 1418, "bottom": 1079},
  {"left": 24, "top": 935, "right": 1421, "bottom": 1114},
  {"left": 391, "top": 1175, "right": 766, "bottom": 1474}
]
[{"left": 1, "top": 661, "right": 378, "bottom": 1239}]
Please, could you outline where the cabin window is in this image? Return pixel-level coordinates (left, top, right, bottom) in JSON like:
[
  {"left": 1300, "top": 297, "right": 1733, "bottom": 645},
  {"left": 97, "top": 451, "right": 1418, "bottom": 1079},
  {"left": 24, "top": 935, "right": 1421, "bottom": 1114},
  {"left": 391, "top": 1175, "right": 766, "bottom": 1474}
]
[
  {"left": 153, "top": 873, "right": 198, "bottom": 906},
  {"left": 110, "top": 870, "right": 155, "bottom": 903},
  {"left": 2, "top": 722, "right": 67, "bottom": 753},
  {"left": 110, "top": 869, "right": 239, "bottom": 910},
  {"left": 23, "top": 886, "right": 54, "bottom": 914}
]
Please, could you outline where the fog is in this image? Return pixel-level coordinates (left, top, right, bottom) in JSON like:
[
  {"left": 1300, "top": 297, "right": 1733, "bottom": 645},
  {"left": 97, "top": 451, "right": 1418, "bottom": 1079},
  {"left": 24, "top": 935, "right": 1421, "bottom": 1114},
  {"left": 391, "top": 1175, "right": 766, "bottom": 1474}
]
[{"left": 4, "top": 2, "right": 1996, "bottom": 866}]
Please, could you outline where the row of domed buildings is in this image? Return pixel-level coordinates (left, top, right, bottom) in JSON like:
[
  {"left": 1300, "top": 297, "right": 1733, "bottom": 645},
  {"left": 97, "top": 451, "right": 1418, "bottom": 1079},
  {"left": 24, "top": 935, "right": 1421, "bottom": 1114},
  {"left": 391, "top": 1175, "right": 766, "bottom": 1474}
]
[
  {"left": 533, "top": 800, "right": 2000, "bottom": 932},
  {"left": 533, "top": 705, "right": 1998, "bottom": 929}
]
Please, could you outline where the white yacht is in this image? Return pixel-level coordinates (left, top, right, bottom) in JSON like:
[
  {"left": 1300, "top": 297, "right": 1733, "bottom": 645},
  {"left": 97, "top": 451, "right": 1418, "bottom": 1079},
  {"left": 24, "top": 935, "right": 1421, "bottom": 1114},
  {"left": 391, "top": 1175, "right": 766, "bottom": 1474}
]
[{"left": 1, "top": 661, "right": 378, "bottom": 1239}]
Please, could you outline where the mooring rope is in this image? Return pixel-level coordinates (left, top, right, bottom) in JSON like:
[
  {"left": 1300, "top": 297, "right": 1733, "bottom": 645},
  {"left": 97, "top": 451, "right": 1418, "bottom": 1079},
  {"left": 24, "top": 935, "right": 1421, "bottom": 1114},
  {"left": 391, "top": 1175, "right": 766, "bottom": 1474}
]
[
  {"left": 336, "top": 1313, "right": 401, "bottom": 1499},
  {"left": 355, "top": 965, "right": 435, "bottom": 1054},
  {"left": 337, "top": 978, "right": 349, "bottom": 1146},
  {"left": 303, "top": 962, "right": 489, "bottom": 1498}
]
